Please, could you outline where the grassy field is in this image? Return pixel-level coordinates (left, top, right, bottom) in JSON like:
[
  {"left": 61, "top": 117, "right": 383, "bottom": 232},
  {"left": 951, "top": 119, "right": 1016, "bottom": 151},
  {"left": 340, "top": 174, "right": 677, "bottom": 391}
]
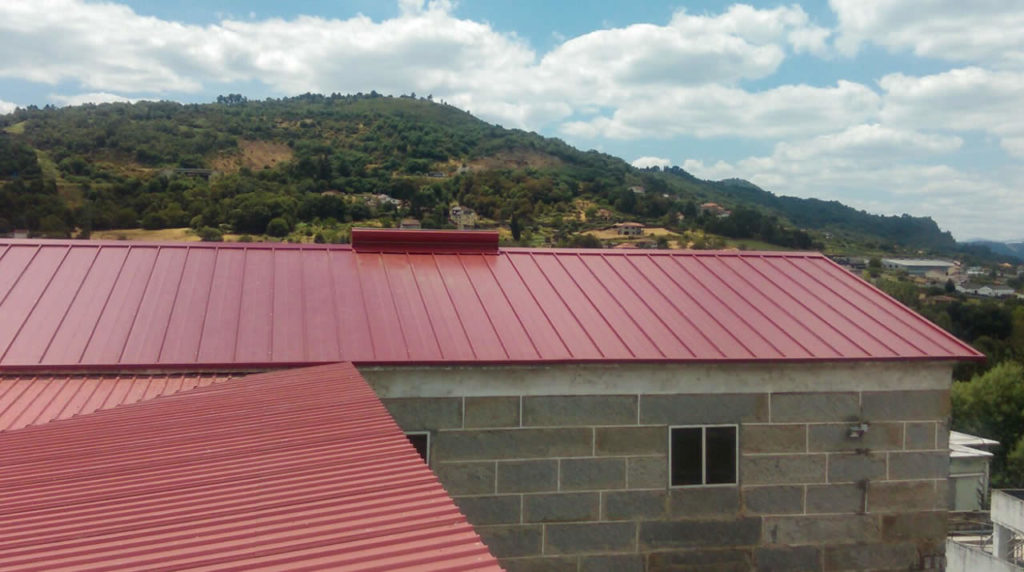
[
  {"left": 92, "top": 228, "right": 202, "bottom": 242},
  {"left": 3, "top": 121, "right": 26, "bottom": 134}
]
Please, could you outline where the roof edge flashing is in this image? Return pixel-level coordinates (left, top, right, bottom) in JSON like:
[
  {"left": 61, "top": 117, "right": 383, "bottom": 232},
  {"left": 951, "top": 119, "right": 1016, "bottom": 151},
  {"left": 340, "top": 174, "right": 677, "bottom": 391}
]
[{"left": 350, "top": 228, "right": 499, "bottom": 254}]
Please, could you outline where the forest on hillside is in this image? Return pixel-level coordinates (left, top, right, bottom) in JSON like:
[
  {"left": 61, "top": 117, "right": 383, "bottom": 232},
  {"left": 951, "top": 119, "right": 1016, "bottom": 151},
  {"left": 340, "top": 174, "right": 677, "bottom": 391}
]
[{"left": 1, "top": 92, "right": 967, "bottom": 258}]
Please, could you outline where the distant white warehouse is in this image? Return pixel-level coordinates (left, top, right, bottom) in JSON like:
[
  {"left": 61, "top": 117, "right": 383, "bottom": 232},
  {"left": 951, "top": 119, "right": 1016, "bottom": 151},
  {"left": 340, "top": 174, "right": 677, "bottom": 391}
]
[{"left": 882, "top": 258, "right": 956, "bottom": 276}]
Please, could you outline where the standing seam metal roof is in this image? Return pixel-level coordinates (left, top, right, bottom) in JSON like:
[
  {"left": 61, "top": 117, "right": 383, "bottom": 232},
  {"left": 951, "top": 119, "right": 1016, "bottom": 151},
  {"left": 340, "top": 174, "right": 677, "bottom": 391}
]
[
  {"left": 0, "top": 373, "right": 233, "bottom": 431},
  {"left": 0, "top": 238, "right": 982, "bottom": 370},
  {"left": 0, "top": 362, "right": 502, "bottom": 571}
]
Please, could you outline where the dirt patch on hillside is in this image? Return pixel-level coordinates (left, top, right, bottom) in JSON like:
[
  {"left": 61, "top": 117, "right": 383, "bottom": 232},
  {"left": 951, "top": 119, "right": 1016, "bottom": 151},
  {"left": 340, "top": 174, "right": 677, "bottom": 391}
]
[
  {"left": 211, "top": 140, "right": 293, "bottom": 173},
  {"left": 467, "top": 150, "right": 563, "bottom": 171}
]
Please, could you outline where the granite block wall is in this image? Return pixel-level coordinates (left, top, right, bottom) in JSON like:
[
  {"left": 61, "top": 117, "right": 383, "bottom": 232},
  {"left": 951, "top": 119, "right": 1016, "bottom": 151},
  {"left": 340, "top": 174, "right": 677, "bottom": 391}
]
[{"left": 383, "top": 386, "right": 950, "bottom": 572}]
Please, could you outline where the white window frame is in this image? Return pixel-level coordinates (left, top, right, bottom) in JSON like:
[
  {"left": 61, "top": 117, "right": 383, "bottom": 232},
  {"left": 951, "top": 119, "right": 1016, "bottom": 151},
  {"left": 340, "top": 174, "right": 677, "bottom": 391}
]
[
  {"left": 405, "top": 431, "right": 430, "bottom": 465},
  {"left": 668, "top": 424, "right": 739, "bottom": 488}
]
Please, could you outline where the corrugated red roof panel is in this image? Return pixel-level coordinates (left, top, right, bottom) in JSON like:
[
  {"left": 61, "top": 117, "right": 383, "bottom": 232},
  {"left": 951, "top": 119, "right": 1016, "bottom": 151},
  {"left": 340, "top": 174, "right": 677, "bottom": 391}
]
[
  {"left": 0, "top": 362, "right": 502, "bottom": 571},
  {"left": 0, "top": 239, "right": 982, "bottom": 370},
  {"left": 0, "top": 373, "right": 233, "bottom": 431}
]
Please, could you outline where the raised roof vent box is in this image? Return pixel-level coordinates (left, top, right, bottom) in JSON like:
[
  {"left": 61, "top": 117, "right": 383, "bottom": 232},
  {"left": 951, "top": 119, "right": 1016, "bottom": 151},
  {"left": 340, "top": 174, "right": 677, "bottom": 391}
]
[{"left": 350, "top": 228, "right": 499, "bottom": 254}]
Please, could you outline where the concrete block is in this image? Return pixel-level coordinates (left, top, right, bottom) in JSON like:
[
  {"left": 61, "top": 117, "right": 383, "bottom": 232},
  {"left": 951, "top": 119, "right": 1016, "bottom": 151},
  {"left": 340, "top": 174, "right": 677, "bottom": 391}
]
[
  {"left": 497, "top": 460, "right": 558, "bottom": 493},
  {"left": 861, "top": 390, "right": 950, "bottom": 421},
  {"left": 888, "top": 451, "right": 948, "bottom": 480},
  {"left": 646, "top": 549, "right": 752, "bottom": 571},
  {"left": 933, "top": 478, "right": 949, "bottom": 510},
  {"left": 580, "top": 554, "right": 644, "bottom": 572},
  {"left": 807, "top": 422, "right": 903, "bottom": 452},
  {"left": 475, "top": 524, "right": 543, "bottom": 558},
  {"left": 742, "top": 424, "right": 807, "bottom": 454},
  {"left": 434, "top": 461, "right": 495, "bottom": 495},
  {"left": 560, "top": 458, "right": 626, "bottom": 491},
  {"left": 522, "top": 395, "right": 637, "bottom": 426},
  {"left": 743, "top": 485, "right": 804, "bottom": 515},
  {"left": 882, "top": 511, "right": 948, "bottom": 542},
  {"left": 465, "top": 396, "right": 520, "bottom": 428},
  {"left": 639, "top": 518, "right": 761, "bottom": 549},
  {"left": 905, "top": 422, "right": 937, "bottom": 449},
  {"left": 805, "top": 484, "right": 864, "bottom": 514},
  {"left": 755, "top": 546, "right": 822, "bottom": 572},
  {"left": 937, "top": 421, "right": 950, "bottom": 448},
  {"left": 627, "top": 456, "right": 667, "bottom": 489},
  {"left": 828, "top": 452, "right": 886, "bottom": 483},
  {"left": 544, "top": 522, "right": 636, "bottom": 554},
  {"left": 501, "top": 556, "right": 578, "bottom": 572},
  {"left": 454, "top": 494, "right": 521, "bottom": 525},
  {"left": 381, "top": 397, "right": 461, "bottom": 430},
  {"left": 640, "top": 393, "right": 769, "bottom": 424},
  {"left": 604, "top": 490, "right": 667, "bottom": 520},
  {"left": 770, "top": 392, "right": 859, "bottom": 422},
  {"left": 868, "top": 481, "right": 938, "bottom": 513},
  {"left": 435, "top": 427, "right": 592, "bottom": 461},
  {"left": 764, "top": 514, "right": 880, "bottom": 545},
  {"left": 824, "top": 542, "right": 919, "bottom": 571},
  {"left": 523, "top": 492, "right": 599, "bottom": 523},
  {"left": 669, "top": 486, "right": 739, "bottom": 518},
  {"left": 741, "top": 454, "right": 826, "bottom": 485},
  {"left": 595, "top": 426, "right": 666, "bottom": 456}
]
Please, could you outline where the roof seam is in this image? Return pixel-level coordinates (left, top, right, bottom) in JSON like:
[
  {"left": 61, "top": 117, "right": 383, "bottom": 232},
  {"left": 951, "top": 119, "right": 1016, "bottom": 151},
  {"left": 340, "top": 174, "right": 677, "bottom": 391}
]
[{"left": 668, "top": 254, "right": 782, "bottom": 358}]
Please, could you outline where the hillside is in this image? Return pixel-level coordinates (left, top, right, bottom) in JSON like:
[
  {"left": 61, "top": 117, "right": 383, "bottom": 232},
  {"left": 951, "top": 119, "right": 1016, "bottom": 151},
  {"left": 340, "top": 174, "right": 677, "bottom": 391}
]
[{"left": 0, "top": 93, "right": 988, "bottom": 257}]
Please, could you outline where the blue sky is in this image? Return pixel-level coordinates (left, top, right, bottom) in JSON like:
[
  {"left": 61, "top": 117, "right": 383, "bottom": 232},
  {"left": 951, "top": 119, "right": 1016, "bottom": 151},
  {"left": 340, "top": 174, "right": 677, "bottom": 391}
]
[{"left": 1, "top": 0, "right": 1022, "bottom": 241}]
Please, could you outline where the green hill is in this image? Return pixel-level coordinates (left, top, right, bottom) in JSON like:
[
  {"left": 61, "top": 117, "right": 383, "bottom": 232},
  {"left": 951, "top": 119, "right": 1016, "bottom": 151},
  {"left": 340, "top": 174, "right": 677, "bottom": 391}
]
[{"left": 0, "top": 93, "right": 976, "bottom": 257}]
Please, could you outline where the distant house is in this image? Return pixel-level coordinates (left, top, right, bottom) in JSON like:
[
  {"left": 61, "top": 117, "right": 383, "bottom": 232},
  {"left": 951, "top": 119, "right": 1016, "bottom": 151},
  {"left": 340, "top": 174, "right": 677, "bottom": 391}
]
[
  {"left": 957, "top": 283, "right": 1016, "bottom": 297},
  {"left": 949, "top": 431, "right": 998, "bottom": 512},
  {"left": 400, "top": 218, "right": 422, "bottom": 230},
  {"left": 594, "top": 208, "right": 614, "bottom": 221},
  {"left": 882, "top": 258, "right": 956, "bottom": 276},
  {"left": 700, "top": 202, "right": 731, "bottom": 218},
  {"left": 628, "top": 185, "right": 645, "bottom": 194},
  {"left": 428, "top": 171, "right": 447, "bottom": 178},
  {"left": 614, "top": 222, "right": 645, "bottom": 236},
  {"left": 320, "top": 190, "right": 343, "bottom": 197},
  {"left": 450, "top": 205, "right": 478, "bottom": 229}
]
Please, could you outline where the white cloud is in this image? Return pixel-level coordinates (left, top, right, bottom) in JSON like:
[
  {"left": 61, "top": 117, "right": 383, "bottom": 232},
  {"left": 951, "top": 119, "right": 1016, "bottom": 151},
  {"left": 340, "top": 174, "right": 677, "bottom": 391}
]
[
  {"left": 832, "top": 0, "right": 1024, "bottom": 66},
  {"left": 631, "top": 156, "right": 672, "bottom": 169},
  {"left": 880, "top": 67, "right": 1024, "bottom": 157},
  {"left": 683, "top": 125, "right": 1016, "bottom": 241},
  {"left": 50, "top": 92, "right": 136, "bottom": 107},
  {"left": 0, "top": 99, "right": 16, "bottom": 114},
  {"left": 670, "top": 4, "right": 831, "bottom": 57},
  {"left": 561, "top": 81, "right": 881, "bottom": 140}
]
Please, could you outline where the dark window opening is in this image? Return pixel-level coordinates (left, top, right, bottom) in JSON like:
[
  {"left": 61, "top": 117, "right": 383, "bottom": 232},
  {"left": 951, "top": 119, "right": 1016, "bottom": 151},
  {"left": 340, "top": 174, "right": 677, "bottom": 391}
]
[
  {"left": 406, "top": 432, "right": 429, "bottom": 464},
  {"left": 670, "top": 425, "right": 737, "bottom": 486}
]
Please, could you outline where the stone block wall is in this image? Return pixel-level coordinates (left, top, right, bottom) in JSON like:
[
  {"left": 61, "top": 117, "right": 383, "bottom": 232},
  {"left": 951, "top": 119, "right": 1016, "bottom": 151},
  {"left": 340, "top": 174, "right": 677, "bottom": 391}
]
[{"left": 381, "top": 381, "right": 951, "bottom": 571}]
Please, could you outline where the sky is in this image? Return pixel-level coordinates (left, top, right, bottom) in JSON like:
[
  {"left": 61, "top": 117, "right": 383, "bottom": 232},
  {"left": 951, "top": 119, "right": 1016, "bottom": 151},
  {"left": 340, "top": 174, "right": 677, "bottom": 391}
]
[{"left": 1, "top": 1, "right": 1022, "bottom": 242}]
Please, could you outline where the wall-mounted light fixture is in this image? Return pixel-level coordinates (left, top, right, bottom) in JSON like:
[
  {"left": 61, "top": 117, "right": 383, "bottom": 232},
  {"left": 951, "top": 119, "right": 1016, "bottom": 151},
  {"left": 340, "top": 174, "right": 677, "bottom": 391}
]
[{"left": 848, "top": 423, "right": 869, "bottom": 439}]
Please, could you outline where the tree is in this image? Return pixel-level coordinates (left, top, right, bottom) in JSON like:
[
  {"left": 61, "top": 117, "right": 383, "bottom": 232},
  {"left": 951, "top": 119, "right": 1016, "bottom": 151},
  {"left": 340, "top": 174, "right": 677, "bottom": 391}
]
[
  {"left": 953, "top": 361, "right": 1024, "bottom": 486},
  {"left": 867, "top": 257, "right": 882, "bottom": 278},
  {"left": 510, "top": 213, "right": 523, "bottom": 242},
  {"left": 265, "top": 217, "right": 291, "bottom": 237},
  {"left": 197, "top": 226, "right": 223, "bottom": 242}
]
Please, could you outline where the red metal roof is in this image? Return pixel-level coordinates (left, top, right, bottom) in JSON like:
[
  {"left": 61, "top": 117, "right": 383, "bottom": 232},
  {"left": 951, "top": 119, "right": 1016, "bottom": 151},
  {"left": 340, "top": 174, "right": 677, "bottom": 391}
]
[
  {"left": 0, "top": 238, "right": 982, "bottom": 370},
  {"left": 0, "top": 362, "right": 502, "bottom": 572},
  {"left": 0, "top": 373, "right": 233, "bottom": 431}
]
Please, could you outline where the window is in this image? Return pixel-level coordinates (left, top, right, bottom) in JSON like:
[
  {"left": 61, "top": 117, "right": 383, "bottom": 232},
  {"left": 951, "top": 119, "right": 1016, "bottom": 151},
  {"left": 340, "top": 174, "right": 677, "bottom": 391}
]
[
  {"left": 405, "top": 432, "right": 430, "bottom": 464},
  {"left": 670, "top": 425, "right": 737, "bottom": 487}
]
